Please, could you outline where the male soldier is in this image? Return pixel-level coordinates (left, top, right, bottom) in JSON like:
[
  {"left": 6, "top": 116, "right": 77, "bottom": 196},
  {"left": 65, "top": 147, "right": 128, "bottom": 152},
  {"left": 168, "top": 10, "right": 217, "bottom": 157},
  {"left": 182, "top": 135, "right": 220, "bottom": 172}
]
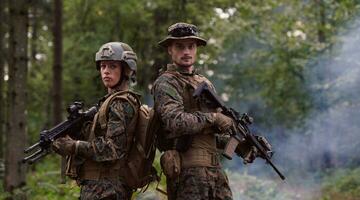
[
  {"left": 153, "top": 23, "right": 258, "bottom": 200},
  {"left": 52, "top": 42, "right": 140, "bottom": 200}
]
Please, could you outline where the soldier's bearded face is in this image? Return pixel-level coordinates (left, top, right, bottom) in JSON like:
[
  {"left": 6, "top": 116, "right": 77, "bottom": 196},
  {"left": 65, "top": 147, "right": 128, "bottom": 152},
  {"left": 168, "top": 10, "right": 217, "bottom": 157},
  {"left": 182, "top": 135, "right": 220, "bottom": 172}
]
[
  {"left": 168, "top": 39, "right": 197, "bottom": 68},
  {"left": 100, "top": 60, "right": 122, "bottom": 88}
]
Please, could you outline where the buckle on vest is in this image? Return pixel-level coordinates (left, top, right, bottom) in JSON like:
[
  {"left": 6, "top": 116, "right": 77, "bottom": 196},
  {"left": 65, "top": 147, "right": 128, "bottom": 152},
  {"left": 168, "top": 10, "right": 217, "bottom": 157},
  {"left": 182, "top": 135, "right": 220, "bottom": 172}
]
[{"left": 211, "top": 153, "right": 219, "bottom": 166}]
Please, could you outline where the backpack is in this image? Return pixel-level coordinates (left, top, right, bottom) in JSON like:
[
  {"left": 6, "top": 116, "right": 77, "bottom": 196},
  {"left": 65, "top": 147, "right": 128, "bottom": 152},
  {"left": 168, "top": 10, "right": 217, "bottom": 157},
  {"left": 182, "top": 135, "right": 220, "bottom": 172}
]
[{"left": 124, "top": 104, "right": 159, "bottom": 189}]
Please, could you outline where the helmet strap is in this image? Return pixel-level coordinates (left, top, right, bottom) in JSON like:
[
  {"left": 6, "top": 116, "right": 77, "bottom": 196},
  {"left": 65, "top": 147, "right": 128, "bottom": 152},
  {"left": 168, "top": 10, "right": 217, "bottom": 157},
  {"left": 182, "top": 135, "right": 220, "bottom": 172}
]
[
  {"left": 109, "top": 66, "right": 129, "bottom": 92},
  {"left": 111, "top": 77, "right": 129, "bottom": 92}
]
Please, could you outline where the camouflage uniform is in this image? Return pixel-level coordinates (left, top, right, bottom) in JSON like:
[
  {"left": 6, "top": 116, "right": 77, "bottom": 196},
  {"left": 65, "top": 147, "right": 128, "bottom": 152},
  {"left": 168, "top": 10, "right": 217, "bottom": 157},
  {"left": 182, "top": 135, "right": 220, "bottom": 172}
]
[
  {"left": 153, "top": 64, "right": 233, "bottom": 200},
  {"left": 166, "top": 168, "right": 231, "bottom": 200},
  {"left": 80, "top": 179, "right": 131, "bottom": 200},
  {"left": 52, "top": 42, "right": 140, "bottom": 200},
  {"left": 74, "top": 91, "right": 136, "bottom": 200},
  {"left": 154, "top": 22, "right": 269, "bottom": 199}
]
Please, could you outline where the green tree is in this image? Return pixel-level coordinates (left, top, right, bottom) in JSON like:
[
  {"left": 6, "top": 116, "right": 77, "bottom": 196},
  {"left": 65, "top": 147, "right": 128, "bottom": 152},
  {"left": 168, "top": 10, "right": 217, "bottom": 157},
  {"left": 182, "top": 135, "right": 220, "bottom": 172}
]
[{"left": 210, "top": 0, "right": 360, "bottom": 128}]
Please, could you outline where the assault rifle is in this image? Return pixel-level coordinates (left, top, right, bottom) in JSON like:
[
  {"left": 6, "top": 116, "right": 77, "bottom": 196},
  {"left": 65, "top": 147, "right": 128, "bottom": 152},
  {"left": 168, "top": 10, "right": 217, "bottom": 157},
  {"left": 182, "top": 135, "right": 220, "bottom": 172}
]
[
  {"left": 193, "top": 82, "right": 285, "bottom": 180},
  {"left": 23, "top": 102, "right": 98, "bottom": 164}
]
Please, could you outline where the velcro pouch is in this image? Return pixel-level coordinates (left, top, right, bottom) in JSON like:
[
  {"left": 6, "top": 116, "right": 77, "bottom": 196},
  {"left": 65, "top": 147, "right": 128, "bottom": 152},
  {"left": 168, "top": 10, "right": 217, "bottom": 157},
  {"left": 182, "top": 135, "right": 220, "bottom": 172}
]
[{"left": 160, "top": 150, "right": 181, "bottom": 179}]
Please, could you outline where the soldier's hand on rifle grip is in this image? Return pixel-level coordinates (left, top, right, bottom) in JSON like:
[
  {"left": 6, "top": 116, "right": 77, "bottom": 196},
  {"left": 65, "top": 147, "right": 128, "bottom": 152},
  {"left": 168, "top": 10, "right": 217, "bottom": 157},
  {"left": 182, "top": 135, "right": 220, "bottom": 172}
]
[
  {"left": 235, "top": 139, "right": 258, "bottom": 164},
  {"left": 52, "top": 135, "right": 76, "bottom": 156},
  {"left": 212, "top": 113, "right": 235, "bottom": 133},
  {"left": 243, "top": 146, "right": 258, "bottom": 164}
]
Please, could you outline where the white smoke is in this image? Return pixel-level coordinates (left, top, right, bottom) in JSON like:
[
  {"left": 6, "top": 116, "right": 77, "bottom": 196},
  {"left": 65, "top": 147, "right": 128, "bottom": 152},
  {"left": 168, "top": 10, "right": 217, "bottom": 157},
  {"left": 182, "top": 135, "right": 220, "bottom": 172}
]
[{"left": 226, "top": 18, "right": 360, "bottom": 200}]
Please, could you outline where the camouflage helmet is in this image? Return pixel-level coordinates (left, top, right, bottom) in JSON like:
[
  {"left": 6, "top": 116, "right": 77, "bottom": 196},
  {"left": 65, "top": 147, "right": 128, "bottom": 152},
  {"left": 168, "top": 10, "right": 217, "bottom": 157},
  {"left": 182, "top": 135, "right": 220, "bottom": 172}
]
[
  {"left": 158, "top": 22, "right": 207, "bottom": 48},
  {"left": 95, "top": 42, "right": 137, "bottom": 72}
]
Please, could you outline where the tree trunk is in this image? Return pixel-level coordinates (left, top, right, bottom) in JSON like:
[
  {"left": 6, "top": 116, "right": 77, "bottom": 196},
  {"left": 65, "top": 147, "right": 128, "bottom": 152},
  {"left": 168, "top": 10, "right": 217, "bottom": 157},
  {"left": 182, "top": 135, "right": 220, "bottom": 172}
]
[
  {"left": 0, "top": 0, "right": 7, "bottom": 160},
  {"left": 53, "top": 0, "right": 63, "bottom": 125},
  {"left": 4, "top": 0, "right": 29, "bottom": 194},
  {"left": 53, "top": 0, "right": 64, "bottom": 183}
]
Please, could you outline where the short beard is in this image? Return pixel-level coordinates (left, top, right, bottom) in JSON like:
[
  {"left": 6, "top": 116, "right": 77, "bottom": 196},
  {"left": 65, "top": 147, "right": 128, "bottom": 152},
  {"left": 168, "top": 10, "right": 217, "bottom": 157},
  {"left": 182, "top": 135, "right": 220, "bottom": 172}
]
[{"left": 174, "top": 61, "right": 194, "bottom": 68}]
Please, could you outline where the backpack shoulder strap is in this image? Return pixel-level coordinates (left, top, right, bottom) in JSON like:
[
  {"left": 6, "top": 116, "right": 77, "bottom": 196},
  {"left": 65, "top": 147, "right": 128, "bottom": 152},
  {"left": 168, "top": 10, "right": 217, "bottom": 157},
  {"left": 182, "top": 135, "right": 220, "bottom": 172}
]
[{"left": 97, "top": 90, "right": 140, "bottom": 130}]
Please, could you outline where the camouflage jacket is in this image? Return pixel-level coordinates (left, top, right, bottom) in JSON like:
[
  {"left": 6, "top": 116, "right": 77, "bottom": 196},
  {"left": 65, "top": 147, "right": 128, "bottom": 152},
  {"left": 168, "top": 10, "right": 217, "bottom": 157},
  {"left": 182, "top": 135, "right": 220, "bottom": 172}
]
[
  {"left": 77, "top": 90, "right": 136, "bottom": 162},
  {"left": 153, "top": 64, "right": 217, "bottom": 140}
]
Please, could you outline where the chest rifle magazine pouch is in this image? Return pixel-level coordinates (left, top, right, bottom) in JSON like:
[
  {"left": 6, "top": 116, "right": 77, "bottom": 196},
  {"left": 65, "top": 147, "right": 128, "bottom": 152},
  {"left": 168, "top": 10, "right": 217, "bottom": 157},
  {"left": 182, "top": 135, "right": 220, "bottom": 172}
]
[{"left": 160, "top": 150, "right": 181, "bottom": 179}]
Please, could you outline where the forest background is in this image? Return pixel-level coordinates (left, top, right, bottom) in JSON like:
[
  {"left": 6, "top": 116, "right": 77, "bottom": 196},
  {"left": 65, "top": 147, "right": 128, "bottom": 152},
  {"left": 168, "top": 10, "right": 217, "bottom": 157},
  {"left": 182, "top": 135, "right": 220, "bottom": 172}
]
[{"left": 1, "top": 0, "right": 360, "bottom": 199}]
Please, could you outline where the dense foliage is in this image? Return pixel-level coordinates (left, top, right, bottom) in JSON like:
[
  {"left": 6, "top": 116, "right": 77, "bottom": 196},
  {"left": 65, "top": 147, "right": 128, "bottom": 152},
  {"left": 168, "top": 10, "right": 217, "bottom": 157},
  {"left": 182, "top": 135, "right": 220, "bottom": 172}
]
[
  {"left": 321, "top": 168, "right": 360, "bottom": 200},
  {"left": 25, "top": 0, "right": 360, "bottom": 134}
]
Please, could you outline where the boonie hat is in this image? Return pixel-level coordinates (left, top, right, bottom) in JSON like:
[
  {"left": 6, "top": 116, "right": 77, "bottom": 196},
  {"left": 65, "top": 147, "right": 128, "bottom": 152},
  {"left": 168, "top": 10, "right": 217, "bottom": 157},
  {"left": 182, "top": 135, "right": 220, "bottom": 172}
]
[{"left": 158, "top": 22, "right": 207, "bottom": 47}]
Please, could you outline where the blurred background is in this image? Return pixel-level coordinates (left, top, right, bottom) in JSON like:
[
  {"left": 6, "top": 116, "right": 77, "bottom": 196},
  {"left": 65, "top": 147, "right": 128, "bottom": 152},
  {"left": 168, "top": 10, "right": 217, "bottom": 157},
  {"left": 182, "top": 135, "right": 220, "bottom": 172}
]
[{"left": 1, "top": 0, "right": 360, "bottom": 199}]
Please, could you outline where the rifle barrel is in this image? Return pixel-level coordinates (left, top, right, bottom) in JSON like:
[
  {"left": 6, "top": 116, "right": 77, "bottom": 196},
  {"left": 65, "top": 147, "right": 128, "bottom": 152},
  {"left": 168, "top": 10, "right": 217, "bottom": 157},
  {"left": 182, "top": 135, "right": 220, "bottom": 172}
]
[
  {"left": 264, "top": 155, "right": 285, "bottom": 180},
  {"left": 24, "top": 142, "right": 40, "bottom": 154},
  {"left": 22, "top": 148, "right": 43, "bottom": 163},
  {"left": 28, "top": 150, "right": 48, "bottom": 164}
]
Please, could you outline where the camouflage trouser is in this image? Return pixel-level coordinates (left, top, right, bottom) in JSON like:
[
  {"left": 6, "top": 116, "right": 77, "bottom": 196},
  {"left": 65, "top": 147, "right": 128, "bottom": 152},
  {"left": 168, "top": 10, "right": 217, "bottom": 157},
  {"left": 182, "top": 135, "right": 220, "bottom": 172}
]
[
  {"left": 167, "top": 167, "right": 233, "bottom": 200},
  {"left": 79, "top": 179, "right": 132, "bottom": 200}
]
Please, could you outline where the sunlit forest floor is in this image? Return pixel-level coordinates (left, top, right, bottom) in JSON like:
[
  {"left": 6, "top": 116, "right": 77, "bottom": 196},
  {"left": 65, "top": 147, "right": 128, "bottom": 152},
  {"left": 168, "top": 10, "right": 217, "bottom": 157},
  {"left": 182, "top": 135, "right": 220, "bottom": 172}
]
[{"left": 0, "top": 157, "right": 359, "bottom": 200}]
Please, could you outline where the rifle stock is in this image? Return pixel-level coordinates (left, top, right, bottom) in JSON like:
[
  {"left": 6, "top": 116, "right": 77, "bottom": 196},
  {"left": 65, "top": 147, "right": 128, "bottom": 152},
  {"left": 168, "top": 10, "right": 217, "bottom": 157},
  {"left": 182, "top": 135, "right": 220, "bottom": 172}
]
[{"left": 193, "top": 82, "right": 285, "bottom": 180}]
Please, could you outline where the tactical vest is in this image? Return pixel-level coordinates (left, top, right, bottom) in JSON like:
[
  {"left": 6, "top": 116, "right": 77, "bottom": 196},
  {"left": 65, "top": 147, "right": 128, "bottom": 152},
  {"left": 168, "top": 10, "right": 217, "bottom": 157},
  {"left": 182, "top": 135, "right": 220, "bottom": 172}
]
[
  {"left": 78, "top": 90, "right": 140, "bottom": 183},
  {"left": 158, "top": 69, "right": 221, "bottom": 168}
]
